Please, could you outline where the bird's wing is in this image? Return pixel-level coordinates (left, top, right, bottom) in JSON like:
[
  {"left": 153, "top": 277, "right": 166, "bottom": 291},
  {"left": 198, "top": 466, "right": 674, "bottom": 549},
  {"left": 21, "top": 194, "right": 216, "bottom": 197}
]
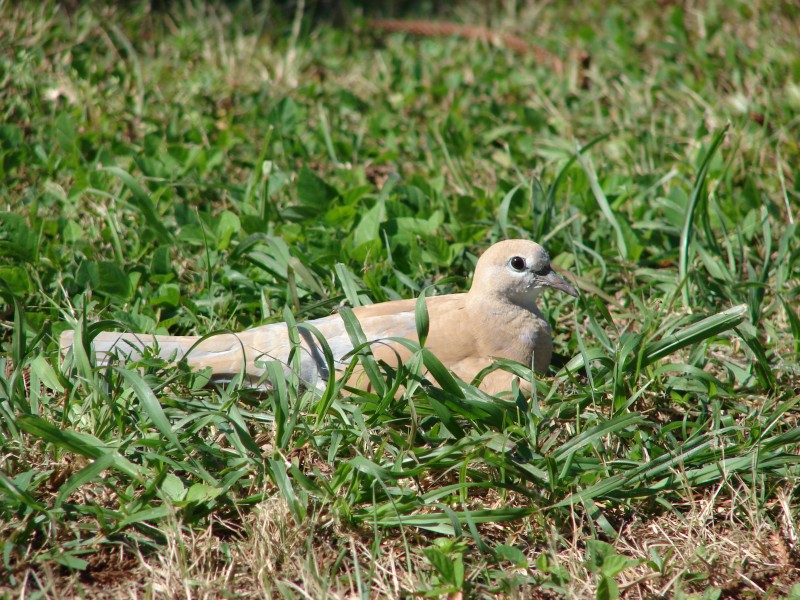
[
  {"left": 60, "top": 302, "right": 422, "bottom": 390},
  {"left": 230, "top": 309, "right": 418, "bottom": 388}
]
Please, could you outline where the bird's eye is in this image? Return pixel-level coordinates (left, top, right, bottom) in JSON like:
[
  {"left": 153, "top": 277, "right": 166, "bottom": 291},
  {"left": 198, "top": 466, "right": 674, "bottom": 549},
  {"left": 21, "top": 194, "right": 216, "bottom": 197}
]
[{"left": 509, "top": 256, "right": 526, "bottom": 271}]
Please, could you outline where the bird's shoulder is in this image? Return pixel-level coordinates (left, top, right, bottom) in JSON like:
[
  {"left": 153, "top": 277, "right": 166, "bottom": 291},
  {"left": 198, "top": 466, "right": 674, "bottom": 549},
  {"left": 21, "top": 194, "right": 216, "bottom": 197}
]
[
  {"left": 351, "top": 293, "right": 468, "bottom": 320},
  {"left": 351, "top": 298, "right": 416, "bottom": 319}
]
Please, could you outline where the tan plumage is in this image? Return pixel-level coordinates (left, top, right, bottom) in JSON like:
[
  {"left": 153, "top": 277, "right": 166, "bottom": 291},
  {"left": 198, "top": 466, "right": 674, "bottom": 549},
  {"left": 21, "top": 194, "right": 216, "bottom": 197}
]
[{"left": 60, "top": 239, "right": 578, "bottom": 394}]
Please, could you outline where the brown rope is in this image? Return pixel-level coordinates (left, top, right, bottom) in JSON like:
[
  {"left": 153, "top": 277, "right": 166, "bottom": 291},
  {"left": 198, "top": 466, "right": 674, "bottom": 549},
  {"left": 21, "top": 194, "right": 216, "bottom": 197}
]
[{"left": 368, "top": 18, "right": 566, "bottom": 75}]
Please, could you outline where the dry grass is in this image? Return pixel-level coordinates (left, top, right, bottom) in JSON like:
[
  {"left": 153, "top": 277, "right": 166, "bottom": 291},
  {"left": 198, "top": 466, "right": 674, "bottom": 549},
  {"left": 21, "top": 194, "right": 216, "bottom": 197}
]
[
  {"left": 2, "top": 0, "right": 800, "bottom": 597},
  {"left": 12, "top": 485, "right": 798, "bottom": 598}
]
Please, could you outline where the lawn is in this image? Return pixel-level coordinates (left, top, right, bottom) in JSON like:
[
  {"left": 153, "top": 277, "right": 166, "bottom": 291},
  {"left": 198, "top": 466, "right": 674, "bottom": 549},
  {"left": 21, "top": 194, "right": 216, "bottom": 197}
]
[{"left": 1, "top": 0, "right": 799, "bottom": 597}]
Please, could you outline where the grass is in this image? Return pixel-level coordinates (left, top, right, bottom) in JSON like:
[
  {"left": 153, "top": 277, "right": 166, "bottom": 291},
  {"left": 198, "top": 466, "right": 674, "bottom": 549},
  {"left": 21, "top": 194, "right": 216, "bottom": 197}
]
[{"left": 1, "top": 0, "right": 799, "bottom": 597}]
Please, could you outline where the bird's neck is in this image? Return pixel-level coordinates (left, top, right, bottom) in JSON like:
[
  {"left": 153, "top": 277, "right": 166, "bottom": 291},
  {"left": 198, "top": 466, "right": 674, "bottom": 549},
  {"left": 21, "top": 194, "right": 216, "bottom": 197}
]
[
  {"left": 506, "top": 290, "right": 544, "bottom": 313},
  {"left": 466, "top": 288, "right": 544, "bottom": 318}
]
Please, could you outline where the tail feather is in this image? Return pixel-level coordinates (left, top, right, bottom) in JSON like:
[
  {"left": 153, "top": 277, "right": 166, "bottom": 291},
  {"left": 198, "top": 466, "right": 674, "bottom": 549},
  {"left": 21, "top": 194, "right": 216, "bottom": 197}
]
[
  {"left": 59, "top": 324, "right": 332, "bottom": 389},
  {"left": 61, "top": 330, "right": 201, "bottom": 361},
  {"left": 59, "top": 308, "right": 420, "bottom": 391}
]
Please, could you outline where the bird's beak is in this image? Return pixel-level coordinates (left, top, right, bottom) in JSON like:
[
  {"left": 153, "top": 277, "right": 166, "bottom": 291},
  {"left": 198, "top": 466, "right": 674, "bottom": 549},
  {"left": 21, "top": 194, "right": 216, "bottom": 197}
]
[{"left": 542, "top": 269, "right": 579, "bottom": 297}]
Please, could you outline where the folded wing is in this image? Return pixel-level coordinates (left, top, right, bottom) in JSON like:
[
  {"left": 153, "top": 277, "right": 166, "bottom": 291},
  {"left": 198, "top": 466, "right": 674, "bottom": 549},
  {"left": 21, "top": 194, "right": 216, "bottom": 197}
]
[{"left": 59, "top": 304, "right": 420, "bottom": 390}]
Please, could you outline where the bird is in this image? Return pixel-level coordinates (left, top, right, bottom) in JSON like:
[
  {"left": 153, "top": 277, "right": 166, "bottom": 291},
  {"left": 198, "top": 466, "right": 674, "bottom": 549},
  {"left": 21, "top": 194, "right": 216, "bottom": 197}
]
[{"left": 60, "top": 239, "right": 578, "bottom": 394}]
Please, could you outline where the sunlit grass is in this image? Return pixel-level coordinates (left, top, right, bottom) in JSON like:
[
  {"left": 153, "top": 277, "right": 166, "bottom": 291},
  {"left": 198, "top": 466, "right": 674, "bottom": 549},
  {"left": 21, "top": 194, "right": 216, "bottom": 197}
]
[{"left": 1, "top": 0, "right": 799, "bottom": 597}]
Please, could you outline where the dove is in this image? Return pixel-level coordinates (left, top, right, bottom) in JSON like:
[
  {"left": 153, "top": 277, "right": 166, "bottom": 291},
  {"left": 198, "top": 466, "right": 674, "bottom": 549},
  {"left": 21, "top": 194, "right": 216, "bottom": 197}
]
[{"left": 60, "top": 239, "right": 578, "bottom": 394}]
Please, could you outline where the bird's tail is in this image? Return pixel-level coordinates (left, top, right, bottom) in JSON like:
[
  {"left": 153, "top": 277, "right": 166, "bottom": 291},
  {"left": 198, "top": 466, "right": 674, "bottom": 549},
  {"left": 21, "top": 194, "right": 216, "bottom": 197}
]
[
  {"left": 60, "top": 330, "right": 203, "bottom": 364},
  {"left": 59, "top": 326, "right": 326, "bottom": 389}
]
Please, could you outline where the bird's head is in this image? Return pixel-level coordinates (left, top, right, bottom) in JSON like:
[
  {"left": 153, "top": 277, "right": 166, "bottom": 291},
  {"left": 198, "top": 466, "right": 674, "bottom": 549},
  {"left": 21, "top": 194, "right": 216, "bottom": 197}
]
[{"left": 470, "top": 239, "right": 579, "bottom": 310}]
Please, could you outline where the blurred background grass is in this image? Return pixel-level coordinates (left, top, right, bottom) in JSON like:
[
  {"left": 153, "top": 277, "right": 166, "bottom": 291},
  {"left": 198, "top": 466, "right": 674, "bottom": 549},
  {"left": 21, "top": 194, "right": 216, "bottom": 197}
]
[{"left": 1, "top": 0, "right": 799, "bottom": 597}]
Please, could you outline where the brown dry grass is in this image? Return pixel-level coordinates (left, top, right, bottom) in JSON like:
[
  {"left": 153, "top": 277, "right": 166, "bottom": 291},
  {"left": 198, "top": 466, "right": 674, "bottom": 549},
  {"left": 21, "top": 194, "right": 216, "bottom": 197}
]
[{"left": 7, "top": 482, "right": 798, "bottom": 599}]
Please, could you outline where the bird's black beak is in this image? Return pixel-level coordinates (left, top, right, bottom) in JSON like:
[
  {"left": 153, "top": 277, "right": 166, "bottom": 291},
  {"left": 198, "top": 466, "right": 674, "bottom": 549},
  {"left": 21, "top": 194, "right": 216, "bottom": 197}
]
[{"left": 542, "top": 269, "right": 579, "bottom": 297}]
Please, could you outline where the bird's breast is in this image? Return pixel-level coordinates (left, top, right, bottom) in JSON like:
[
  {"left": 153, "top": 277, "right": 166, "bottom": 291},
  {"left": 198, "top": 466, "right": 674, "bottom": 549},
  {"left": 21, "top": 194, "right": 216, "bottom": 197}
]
[{"left": 464, "top": 297, "right": 553, "bottom": 371}]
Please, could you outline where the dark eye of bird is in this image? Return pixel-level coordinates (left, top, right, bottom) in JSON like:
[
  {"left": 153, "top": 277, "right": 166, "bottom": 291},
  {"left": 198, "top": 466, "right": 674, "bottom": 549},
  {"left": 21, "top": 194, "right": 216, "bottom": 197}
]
[{"left": 509, "top": 256, "right": 526, "bottom": 271}]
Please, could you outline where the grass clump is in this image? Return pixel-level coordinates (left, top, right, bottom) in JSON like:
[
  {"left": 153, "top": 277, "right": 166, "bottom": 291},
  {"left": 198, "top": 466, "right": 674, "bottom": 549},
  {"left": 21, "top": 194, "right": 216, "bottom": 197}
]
[{"left": 1, "top": 0, "right": 799, "bottom": 597}]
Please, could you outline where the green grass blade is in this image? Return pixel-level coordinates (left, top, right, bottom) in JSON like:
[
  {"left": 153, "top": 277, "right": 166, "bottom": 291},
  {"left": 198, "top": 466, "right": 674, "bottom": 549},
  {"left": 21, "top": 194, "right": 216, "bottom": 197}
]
[
  {"left": 116, "top": 368, "right": 185, "bottom": 454},
  {"left": 55, "top": 452, "right": 117, "bottom": 508},
  {"left": 102, "top": 166, "right": 172, "bottom": 240},
  {"left": 339, "top": 307, "right": 387, "bottom": 396},
  {"left": 16, "top": 415, "right": 144, "bottom": 482},
  {"left": 576, "top": 148, "right": 628, "bottom": 259},
  {"left": 415, "top": 289, "right": 431, "bottom": 347},
  {"left": 678, "top": 125, "right": 729, "bottom": 305},
  {"left": 641, "top": 304, "right": 747, "bottom": 367},
  {"left": 0, "top": 469, "right": 49, "bottom": 513}
]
